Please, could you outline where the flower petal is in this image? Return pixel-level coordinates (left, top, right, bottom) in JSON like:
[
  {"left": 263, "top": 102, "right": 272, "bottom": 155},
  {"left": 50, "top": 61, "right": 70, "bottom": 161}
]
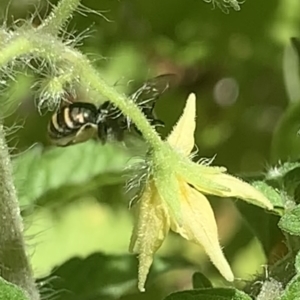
[
  {"left": 189, "top": 171, "right": 273, "bottom": 210},
  {"left": 129, "top": 180, "right": 170, "bottom": 291},
  {"left": 167, "top": 93, "right": 196, "bottom": 156},
  {"left": 170, "top": 181, "right": 234, "bottom": 282}
]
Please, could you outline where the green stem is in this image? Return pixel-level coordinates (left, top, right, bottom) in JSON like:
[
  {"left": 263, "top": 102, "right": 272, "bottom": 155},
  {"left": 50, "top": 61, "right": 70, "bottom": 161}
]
[
  {"left": 0, "top": 2, "right": 164, "bottom": 151},
  {"left": 37, "top": 0, "right": 81, "bottom": 34},
  {"left": 0, "top": 124, "right": 39, "bottom": 300},
  {"left": 0, "top": 33, "right": 164, "bottom": 150},
  {"left": 78, "top": 62, "right": 163, "bottom": 149},
  {"left": 0, "top": 37, "right": 31, "bottom": 66}
]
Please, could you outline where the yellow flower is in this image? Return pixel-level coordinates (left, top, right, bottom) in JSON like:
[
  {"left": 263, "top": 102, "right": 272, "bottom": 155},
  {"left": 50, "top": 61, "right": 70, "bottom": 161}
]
[{"left": 129, "top": 93, "right": 273, "bottom": 292}]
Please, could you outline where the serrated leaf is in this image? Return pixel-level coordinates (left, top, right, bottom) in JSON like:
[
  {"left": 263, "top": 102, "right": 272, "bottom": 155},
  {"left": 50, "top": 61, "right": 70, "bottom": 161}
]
[
  {"left": 37, "top": 253, "right": 193, "bottom": 300},
  {"left": 13, "top": 141, "right": 130, "bottom": 207},
  {"left": 280, "top": 275, "right": 300, "bottom": 300},
  {"left": 252, "top": 181, "right": 284, "bottom": 211},
  {"left": 192, "top": 272, "right": 213, "bottom": 289},
  {"left": 278, "top": 205, "right": 300, "bottom": 236},
  {"left": 0, "top": 277, "right": 30, "bottom": 300},
  {"left": 164, "top": 288, "right": 251, "bottom": 300},
  {"left": 266, "top": 162, "right": 300, "bottom": 182}
]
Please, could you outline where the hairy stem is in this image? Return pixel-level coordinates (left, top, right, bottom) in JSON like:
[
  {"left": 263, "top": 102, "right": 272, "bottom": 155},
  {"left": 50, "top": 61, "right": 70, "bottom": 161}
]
[
  {"left": 0, "top": 0, "right": 164, "bottom": 151},
  {"left": 0, "top": 125, "right": 39, "bottom": 300},
  {"left": 78, "top": 63, "right": 163, "bottom": 149},
  {"left": 0, "top": 30, "right": 164, "bottom": 150},
  {"left": 0, "top": 37, "right": 31, "bottom": 66},
  {"left": 37, "top": 0, "right": 81, "bottom": 34}
]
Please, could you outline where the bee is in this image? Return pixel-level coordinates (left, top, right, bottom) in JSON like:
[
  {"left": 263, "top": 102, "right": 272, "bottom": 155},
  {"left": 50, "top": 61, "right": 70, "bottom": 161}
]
[{"left": 48, "top": 74, "right": 176, "bottom": 147}]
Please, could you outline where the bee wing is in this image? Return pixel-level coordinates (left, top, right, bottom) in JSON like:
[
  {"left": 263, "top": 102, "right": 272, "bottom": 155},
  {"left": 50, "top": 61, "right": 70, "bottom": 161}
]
[
  {"left": 129, "top": 74, "right": 176, "bottom": 108},
  {"left": 128, "top": 74, "right": 176, "bottom": 127}
]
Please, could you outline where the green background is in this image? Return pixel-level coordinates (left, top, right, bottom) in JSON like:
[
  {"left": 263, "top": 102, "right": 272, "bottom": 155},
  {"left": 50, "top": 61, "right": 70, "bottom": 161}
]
[{"left": 1, "top": 0, "right": 300, "bottom": 299}]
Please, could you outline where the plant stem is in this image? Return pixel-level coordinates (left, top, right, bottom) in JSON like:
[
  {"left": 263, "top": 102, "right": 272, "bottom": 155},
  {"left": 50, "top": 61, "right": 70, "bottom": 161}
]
[
  {"left": 0, "top": 37, "right": 31, "bottom": 67},
  {"left": 37, "top": 0, "right": 81, "bottom": 34},
  {"left": 78, "top": 62, "right": 164, "bottom": 150},
  {"left": 0, "top": 0, "right": 164, "bottom": 151},
  {"left": 0, "top": 124, "right": 39, "bottom": 300},
  {"left": 0, "top": 33, "right": 164, "bottom": 150}
]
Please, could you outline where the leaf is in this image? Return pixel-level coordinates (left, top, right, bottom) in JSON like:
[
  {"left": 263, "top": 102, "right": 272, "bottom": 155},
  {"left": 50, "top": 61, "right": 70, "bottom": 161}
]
[
  {"left": 251, "top": 181, "right": 284, "bottom": 212},
  {"left": 280, "top": 275, "right": 300, "bottom": 300},
  {"left": 266, "top": 161, "right": 300, "bottom": 183},
  {"left": 192, "top": 272, "right": 213, "bottom": 289},
  {"left": 13, "top": 141, "right": 130, "bottom": 207},
  {"left": 283, "top": 38, "right": 300, "bottom": 104},
  {"left": 235, "top": 201, "right": 282, "bottom": 256},
  {"left": 0, "top": 277, "right": 30, "bottom": 300},
  {"left": 164, "top": 288, "right": 252, "bottom": 300},
  {"left": 270, "top": 101, "right": 300, "bottom": 163},
  {"left": 278, "top": 205, "right": 300, "bottom": 236},
  {"left": 257, "top": 278, "right": 283, "bottom": 300},
  {"left": 37, "top": 252, "right": 193, "bottom": 300}
]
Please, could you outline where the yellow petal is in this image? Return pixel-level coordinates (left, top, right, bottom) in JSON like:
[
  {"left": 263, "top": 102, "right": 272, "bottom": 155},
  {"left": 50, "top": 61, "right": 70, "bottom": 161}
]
[
  {"left": 170, "top": 181, "right": 234, "bottom": 282},
  {"left": 129, "top": 180, "right": 170, "bottom": 291},
  {"left": 190, "top": 172, "right": 273, "bottom": 210},
  {"left": 167, "top": 93, "right": 196, "bottom": 156}
]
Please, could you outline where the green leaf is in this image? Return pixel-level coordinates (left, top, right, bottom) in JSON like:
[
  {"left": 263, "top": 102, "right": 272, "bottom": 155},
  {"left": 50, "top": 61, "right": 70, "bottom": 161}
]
[
  {"left": 37, "top": 253, "right": 193, "bottom": 300},
  {"left": 13, "top": 141, "right": 129, "bottom": 207},
  {"left": 192, "top": 272, "right": 213, "bottom": 289},
  {"left": 235, "top": 201, "right": 282, "bottom": 255},
  {"left": 266, "top": 161, "right": 300, "bottom": 183},
  {"left": 283, "top": 38, "right": 300, "bottom": 104},
  {"left": 270, "top": 101, "right": 300, "bottom": 163},
  {"left": 164, "top": 288, "right": 252, "bottom": 300},
  {"left": 257, "top": 278, "right": 283, "bottom": 300},
  {"left": 280, "top": 275, "right": 300, "bottom": 300},
  {"left": 283, "top": 166, "right": 300, "bottom": 202},
  {"left": 0, "top": 277, "right": 30, "bottom": 300},
  {"left": 278, "top": 205, "right": 300, "bottom": 236},
  {"left": 252, "top": 181, "right": 284, "bottom": 212}
]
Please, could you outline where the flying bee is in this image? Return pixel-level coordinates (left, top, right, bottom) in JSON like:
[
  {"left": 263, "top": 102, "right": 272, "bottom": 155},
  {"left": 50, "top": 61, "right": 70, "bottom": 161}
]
[{"left": 48, "top": 74, "right": 176, "bottom": 147}]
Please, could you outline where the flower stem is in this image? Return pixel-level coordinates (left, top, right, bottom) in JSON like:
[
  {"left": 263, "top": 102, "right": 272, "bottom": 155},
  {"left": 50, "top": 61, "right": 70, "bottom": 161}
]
[
  {"left": 0, "top": 37, "right": 31, "bottom": 66},
  {"left": 0, "top": 32, "right": 164, "bottom": 150},
  {"left": 0, "top": 124, "right": 39, "bottom": 300},
  {"left": 78, "top": 62, "right": 164, "bottom": 150},
  {"left": 37, "top": 0, "right": 81, "bottom": 34}
]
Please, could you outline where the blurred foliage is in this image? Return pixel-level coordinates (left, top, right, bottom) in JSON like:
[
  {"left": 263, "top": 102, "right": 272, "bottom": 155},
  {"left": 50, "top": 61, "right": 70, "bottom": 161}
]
[{"left": 2, "top": 0, "right": 300, "bottom": 299}]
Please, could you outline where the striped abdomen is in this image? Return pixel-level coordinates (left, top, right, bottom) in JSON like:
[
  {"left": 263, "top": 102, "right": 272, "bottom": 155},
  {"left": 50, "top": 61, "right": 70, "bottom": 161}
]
[{"left": 48, "top": 102, "right": 99, "bottom": 140}]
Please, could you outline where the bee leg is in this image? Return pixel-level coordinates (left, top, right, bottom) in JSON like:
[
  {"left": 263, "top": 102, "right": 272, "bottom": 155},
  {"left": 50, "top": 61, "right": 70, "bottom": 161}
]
[
  {"left": 68, "top": 123, "right": 97, "bottom": 146},
  {"left": 152, "top": 119, "right": 165, "bottom": 127},
  {"left": 97, "top": 123, "right": 108, "bottom": 144}
]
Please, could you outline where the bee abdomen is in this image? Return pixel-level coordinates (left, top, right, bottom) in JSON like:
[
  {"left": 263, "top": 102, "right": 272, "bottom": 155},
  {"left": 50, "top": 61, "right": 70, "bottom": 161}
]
[{"left": 48, "top": 102, "right": 99, "bottom": 140}]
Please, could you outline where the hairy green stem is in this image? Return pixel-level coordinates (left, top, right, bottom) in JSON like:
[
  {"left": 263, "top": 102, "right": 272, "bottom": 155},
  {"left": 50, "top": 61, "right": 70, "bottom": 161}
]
[
  {"left": 0, "top": 37, "right": 31, "bottom": 67},
  {"left": 0, "top": 2, "right": 164, "bottom": 151},
  {"left": 0, "top": 30, "right": 164, "bottom": 150},
  {"left": 0, "top": 125, "right": 39, "bottom": 300},
  {"left": 79, "top": 63, "right": 163, "bottom": 149},
  {"left": 37, "top": 0, "right": 81, "bottom": 34}
]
